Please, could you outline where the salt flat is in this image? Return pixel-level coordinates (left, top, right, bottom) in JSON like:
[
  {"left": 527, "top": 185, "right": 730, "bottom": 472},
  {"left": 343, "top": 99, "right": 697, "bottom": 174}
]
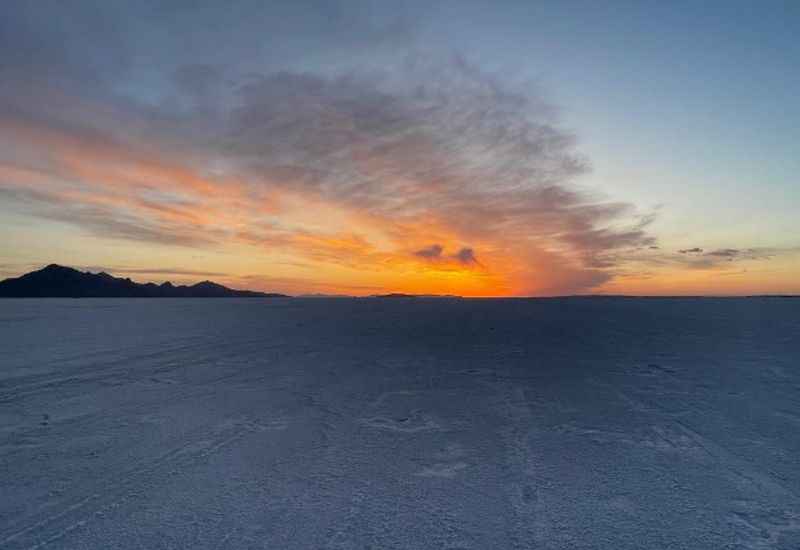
[{"left": 1, "top": 297, "right": 799, "bottom": 549}]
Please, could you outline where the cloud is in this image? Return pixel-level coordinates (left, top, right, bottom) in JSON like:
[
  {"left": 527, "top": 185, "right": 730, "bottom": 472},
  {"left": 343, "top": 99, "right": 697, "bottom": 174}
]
[
  {"left": 705, "top": 248, "right": 739, "bottom": 257},
  {"left": 414, "top": 244, "right": 444, "bottom": 260},
  {"left": 414, "top": 244, "right": 480, "bottom": 267},
  {"left": 85, "top": 266, "right": 229, "bottom": 279},
  {"left": 209, "top": 58, "right": 654, "bottom": 292},
  {"left": 0, "top": 2, "right": 658, "bottom": 296},
  {"left": 687, "top": 248, "right": 777, "bottom": 269},
  {"left": 703, "top": 248, "right": 774, "bottom": 261},
  {"left": 678, "top": 246, "right": 775, "bottom": 264},
  {"left": 626, "top": 245, "right": 789, "bottom": 273},
  {"left": 454, "top": 247, "right": 478, "bottom": 265}
]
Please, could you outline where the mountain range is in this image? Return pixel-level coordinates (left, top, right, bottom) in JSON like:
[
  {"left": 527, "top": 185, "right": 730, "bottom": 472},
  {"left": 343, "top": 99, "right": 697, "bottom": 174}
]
[{"left": 0, "top": 265, "right": 287, "bottom": 298}]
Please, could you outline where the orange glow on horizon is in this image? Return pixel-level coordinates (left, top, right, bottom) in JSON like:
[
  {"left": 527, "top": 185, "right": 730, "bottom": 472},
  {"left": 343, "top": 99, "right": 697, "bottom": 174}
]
[{"left": 2, "top": 109, "right": 798, "bottom": 298}]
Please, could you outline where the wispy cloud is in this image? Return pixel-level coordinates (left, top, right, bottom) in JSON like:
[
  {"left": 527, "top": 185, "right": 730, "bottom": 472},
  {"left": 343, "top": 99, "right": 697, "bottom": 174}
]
[
  {"left": 0, "top": 57, "right": 659, "bottom": 294},
  {"left": 0, "top": 1, "right": 658, "bottom": 295},
  {"left": 81, "top": 266, "right": 229, "bottom": 279},
  {"left": 414, "top": 245, "right": 444, "bottom": 260},
  {"left": 1, "top": 1, "right": 799, "bottom": 296},
  {"left": 617, "top": 245, "right": 794, "bottom": 277},
  {"left": 669, "top": 247, "right": 780, "bottom": 270}
]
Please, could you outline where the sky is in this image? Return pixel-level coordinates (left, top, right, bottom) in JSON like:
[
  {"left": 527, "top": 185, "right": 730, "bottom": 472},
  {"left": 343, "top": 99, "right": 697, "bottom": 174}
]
[{"left": 1, "top": 0, "right": 798, "bottom": 296}]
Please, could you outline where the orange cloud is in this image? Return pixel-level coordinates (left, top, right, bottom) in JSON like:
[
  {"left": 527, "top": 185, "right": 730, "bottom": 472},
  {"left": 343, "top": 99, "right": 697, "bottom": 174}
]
[{"left": 13, "top": 61, "right": 786, "bottom": 297}]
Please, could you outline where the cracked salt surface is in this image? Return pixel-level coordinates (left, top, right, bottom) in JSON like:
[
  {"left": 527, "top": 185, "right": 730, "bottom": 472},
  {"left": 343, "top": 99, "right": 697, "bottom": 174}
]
[{"left": 1, "top": 297, "right": 799, "bottom": 549}]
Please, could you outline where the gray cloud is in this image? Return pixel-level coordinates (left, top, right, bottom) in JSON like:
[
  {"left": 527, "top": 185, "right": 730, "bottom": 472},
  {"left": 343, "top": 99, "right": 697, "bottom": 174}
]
[
  {"left": 706, "top": 248, "right": 739, "bottom": 257},
  {"left": 215, "top": 59, "right": 654, "bottom": 278},
  {"left": 630, "top": 245, "right": 789, "bottom": 273},
  {"left": 0, "top": 187, "right": 213, "bottom": 248},
  {"left": 0, "top": 1, "right": 658, "bottom": 295},
  {"left": 414, "top": 244, "right": 480, "bottom": 266},
  {"left": 454, "top": 247, "right": 478, "bottom": 265},
  {"left": 688, "top": 248, "right": 776, "bottom": 269},
  {"left": 703, "top": 248, "right": 774, "bottom": 261},
  {"left": 1, "top": 57, "right": 657, "bottom": 293},
  {"left": 414, "top": 244, "right": 444, "bottom": 260}
]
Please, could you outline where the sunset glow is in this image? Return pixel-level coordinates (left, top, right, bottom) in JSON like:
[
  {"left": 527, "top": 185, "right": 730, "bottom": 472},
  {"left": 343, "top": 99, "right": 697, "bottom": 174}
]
[{"left": 2, "top": 2, "right": 798, "bottom": 296}]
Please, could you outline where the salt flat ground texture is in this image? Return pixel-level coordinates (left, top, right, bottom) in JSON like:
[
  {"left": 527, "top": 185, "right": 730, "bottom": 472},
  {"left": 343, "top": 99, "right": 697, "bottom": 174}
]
[{"left": 1, "top": 298, "right": 799, "bottom": 549}]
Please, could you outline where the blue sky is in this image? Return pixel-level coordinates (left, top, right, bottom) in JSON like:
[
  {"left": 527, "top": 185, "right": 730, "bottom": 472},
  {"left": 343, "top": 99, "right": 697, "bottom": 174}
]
[{"left": 417, "top": 1, "right": 800, "bottom": 243}]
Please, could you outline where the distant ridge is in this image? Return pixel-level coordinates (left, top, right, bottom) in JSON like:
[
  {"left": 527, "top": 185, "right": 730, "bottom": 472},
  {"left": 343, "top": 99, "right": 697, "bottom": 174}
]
[
  {"left": 0, "top": 265, "right": 288, "bottom": 298},
  {"left": 369, "top": 293, "right": 462, "bottom": 299}
]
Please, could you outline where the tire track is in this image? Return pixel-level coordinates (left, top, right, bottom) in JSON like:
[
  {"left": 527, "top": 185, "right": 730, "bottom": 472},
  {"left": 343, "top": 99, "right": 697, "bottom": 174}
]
[
  {"left": 0, "top": 417, "right": 278, "bottom": 550},
  {"left": 608, "top": 383, "right": 799, "bottom": 500},
  {"left": 496, "top": 383, "right": 544, "bottom": 549},
  {"left": 0, "top": 338, "right": 284, "bottom": 403},
  {"left": 0, "top": 340, "right": 220, "bottom": 403}
]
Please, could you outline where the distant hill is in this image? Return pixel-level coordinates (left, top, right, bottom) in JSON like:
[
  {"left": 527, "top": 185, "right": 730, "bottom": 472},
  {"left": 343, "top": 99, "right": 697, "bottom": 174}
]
[
  {"left": 0, "top": 264, "right": 288, "bottom": 298},
  {"left": 369, "top": 293, "right": 462, "bottom": 299}
]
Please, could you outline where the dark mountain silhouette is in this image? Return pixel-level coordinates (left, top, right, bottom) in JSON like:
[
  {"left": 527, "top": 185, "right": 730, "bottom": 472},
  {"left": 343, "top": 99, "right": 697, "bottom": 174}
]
[{"left": 0, "top": 264, "right": 288, "bottom": 298}]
